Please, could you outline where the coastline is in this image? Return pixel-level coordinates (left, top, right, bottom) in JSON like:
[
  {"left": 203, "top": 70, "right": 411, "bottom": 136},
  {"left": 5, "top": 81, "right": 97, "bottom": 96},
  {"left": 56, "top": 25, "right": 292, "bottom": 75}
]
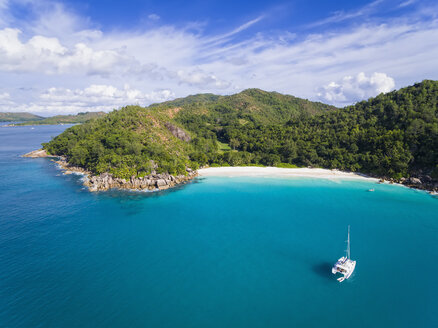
[{"left": 23, "top": 149, "right": 437, "bottom": 193}]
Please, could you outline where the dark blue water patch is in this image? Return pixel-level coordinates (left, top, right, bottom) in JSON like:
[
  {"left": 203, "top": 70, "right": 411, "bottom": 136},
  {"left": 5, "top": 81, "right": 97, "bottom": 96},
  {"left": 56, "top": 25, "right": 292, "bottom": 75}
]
[{"left": 0, "top": 125, "right": 437, "bottom": 328}]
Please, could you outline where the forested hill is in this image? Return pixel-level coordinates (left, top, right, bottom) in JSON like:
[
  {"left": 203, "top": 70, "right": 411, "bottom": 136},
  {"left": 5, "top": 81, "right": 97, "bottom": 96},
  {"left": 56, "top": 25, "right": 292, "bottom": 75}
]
[
  {"left": 43, "top": 81, "right": 438, "bottom": 188},
  {"left": 151, "top": 88, "right": 335, "bottom": 125},
  {"left": 13, "top": 111, "right": 106, "bottom": 125},
  {"left": 0, "top": 112, "right": 43, "bottom": 122}
]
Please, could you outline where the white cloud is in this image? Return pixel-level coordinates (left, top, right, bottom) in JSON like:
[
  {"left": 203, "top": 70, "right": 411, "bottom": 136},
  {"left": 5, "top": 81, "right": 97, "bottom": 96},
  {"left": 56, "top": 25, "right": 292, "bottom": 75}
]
[
  {"left": 39, "top": 84, "right": 174, "bottom": 110},
  {"left": 307, "top": 0, "right": 384, "bottom": 28},
  {"left": 206, "top": 15, "right": 264, "bottom": 45},
  {"left": 25, "top": 1, "right": 97, "bottom": 41},
  {"left": 0, "top": 23, "right": 236, "bottom": 88},
  {"left": 1, "top": 85, "right": 175, "bottom": 114},
  {"left": 0, "top": 91, "right": 14, "bottom": 106},
  {"left": 399, "top": 0, "right": 417, "bottom": 8},
  {"left": 0, "top": 0, "right": 437, "bottom": 114},
  {"left": 0, "top": 0, "right": 11, "bottom": 27},
  {"left": 318, "top": 72, "right": 395, "bottom": 105},
  {"left": 176, "top": 69, "right": 231, "bottom": 89},
  {"left": 0, "top": 91, "right": 10, "bottom": 99},
  {"left": 0, "top": 28, "right": 130, "bottom": 75},
  {"left": 148, "top": 14, "right": 160, "bottom": 21}
]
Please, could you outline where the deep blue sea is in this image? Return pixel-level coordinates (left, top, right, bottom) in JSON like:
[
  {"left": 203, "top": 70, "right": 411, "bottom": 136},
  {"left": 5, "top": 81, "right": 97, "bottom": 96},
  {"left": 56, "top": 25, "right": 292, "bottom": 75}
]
[{"left": 0, "top": 123, "right": 437, "bottom": 328}]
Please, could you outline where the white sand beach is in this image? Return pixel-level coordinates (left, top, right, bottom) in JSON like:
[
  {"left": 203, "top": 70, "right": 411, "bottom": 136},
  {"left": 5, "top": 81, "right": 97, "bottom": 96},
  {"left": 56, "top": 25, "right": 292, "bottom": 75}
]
[{"left": 198, "top": 166, "right": 378, "bottom": 181}]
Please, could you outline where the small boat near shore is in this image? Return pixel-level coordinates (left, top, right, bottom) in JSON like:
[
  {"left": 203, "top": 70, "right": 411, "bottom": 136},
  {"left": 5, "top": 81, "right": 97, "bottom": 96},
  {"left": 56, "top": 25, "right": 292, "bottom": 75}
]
[
  {"left": 332, "top": 225, "right": 356, "bottom": 282},
  {"left": 367, "top": 188, "right": 375, "bottom": 192}
]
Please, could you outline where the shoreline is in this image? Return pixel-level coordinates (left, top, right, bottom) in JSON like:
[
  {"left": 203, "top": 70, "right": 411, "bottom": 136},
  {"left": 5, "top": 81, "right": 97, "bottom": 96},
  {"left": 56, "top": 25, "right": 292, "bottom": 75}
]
[
  {"left": 198, "top": 166, "right": 437, "bottom": 193},
  {"left": 23, "top": 149, "right": 437, "bottom": 194}
]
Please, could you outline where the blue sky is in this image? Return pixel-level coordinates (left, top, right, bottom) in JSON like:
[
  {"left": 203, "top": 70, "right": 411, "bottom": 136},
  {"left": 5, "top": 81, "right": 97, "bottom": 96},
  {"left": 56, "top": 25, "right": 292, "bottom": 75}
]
[{"left": 0, "top": 0, "right": 437, "bottom": 114}]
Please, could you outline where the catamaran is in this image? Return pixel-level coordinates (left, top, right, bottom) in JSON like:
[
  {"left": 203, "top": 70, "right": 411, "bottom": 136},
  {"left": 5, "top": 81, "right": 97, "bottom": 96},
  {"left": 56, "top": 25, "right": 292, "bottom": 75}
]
[{"left": 332, "top": 225, "right": 356, "bottom": 282}]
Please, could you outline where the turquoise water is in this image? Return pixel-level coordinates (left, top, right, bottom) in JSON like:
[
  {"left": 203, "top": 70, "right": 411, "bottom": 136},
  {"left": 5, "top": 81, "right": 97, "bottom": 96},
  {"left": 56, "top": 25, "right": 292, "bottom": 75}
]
[{"left": 1, "top": 124, "right": 437, "bottom": 328}]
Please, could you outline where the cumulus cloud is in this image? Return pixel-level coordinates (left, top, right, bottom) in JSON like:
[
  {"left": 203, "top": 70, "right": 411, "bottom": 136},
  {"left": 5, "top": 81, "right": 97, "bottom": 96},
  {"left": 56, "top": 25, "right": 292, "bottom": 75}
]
[
  {"left": 318, "top": 72, "right": 395, "bottom": 105},
  {"left": 39, "top": 84, "right": 174, "bottom": 110},
  {"left": 0, "top": 91, "right": 14, "bottom": 106},
  {"left": 41, "top": 84, "right": 174, "bottom": 104},
  {"left": 0, "top": 91, "right": 10, "bottom": 99},
  {"left": 0, "top": 25, "right": 234, "bottom": 88},
  {"left": 2, "top": 85, "right": 175, "bottom": 114},
  {"left": 176, "top": 69, "right": 231, "bottom": 89},
  {"left": 0, "top": 28, "right": 131, "bottom": 75}
]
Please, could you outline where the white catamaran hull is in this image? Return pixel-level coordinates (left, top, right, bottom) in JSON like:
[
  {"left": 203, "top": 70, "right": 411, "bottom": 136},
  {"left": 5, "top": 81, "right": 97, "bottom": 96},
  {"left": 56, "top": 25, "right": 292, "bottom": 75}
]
[
  {"left": 333, "top": 260, "right": 356, "bottom": 282},
  {"left": 332, "top": 226, "right": 356, "bottom": 282}
]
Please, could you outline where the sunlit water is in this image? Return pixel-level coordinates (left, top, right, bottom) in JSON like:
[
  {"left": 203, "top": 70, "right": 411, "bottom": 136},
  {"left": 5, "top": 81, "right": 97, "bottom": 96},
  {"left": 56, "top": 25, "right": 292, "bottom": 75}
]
[{"left": 1, "top": 123, "right": 437, "bottom": 328}]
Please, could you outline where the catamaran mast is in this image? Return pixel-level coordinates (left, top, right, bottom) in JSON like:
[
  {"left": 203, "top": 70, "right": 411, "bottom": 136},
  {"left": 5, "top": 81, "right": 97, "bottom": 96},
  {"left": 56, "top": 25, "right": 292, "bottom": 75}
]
[{"left": 347, "top": 225, "right": 351, "bottom": 259}]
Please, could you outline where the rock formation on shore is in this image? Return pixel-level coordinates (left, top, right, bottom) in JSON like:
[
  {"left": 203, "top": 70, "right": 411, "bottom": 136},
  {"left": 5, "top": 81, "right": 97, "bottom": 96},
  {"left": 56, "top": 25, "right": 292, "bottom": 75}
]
[
  {"left": 23, "top": 149, "right": 55, "bottom": 158},
  {"left": 23, "top": 149, "right": 198, "bottom": 192},
  {"left": 84, "top": 171, "right": 197, "bottom": 191}
]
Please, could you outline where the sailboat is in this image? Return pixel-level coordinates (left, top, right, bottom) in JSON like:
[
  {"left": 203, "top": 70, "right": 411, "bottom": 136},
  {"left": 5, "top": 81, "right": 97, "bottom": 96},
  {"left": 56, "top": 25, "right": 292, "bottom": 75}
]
[{"left": 332, "top": 225, "right": 356, "bottom": 282}]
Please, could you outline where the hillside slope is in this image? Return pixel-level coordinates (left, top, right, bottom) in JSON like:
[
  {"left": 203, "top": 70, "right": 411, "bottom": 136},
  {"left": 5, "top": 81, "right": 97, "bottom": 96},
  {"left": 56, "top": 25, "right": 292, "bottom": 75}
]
[
  {"left": 14, "top": 111, "right": 106, "bottom": 125},
  {"left": 0, "top": 112, "right": 43, "bottom": 122},
  {"left": 152, "top": 88, "right": 335, "bottom": 125}
]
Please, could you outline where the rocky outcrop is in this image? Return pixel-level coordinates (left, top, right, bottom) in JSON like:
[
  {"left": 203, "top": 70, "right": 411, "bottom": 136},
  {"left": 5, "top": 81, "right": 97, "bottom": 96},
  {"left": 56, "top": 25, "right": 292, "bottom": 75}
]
[
  {"left": 164, "top": 123, "right": 191, "bottom": 142},
  {"left": 402, "top": 175, "right": 438, "bottom": 193},
  {"left": 375, "top": 174, "right": 438, "bottom": 193},
  {"left": 83, "top": 171, "right": 197, "bottom": 192},
  {"left": 50, "top": 156, "right": 196, "bottom": 192},
  {"left": 23, "top": 149, "right": 56, "bottom": 158}
]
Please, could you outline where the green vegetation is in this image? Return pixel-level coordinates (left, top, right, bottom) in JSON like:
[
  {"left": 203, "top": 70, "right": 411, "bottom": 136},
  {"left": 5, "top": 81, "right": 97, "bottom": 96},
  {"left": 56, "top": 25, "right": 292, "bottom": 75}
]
[
  {"left": 0, "top": 112, "right": 44, "bottom": 122},
  {"left": 14, "top": 112, "right": 106, "bottom": 125},
  {"left": 217, "top": 141, "right": 231, "bottom": 152},
  {"left": 43, "top": 106, "right": 195, "bottom": 178},
  {"left": 153, "top": 88, "right": 335, "bottom": 126},
  {"left": 43, "top": 82, "right": 438, "bottom": 181},
  {"left": 276, "top": 163, "right": 299, "bottom": 168}
]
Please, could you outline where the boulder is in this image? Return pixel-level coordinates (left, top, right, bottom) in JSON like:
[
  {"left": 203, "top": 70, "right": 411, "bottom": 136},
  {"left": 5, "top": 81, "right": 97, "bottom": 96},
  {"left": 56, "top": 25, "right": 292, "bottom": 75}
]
[
  {"left": 156, "top": 179, "right": 167, "bottom": 187},
  {"left": 408, "top": 177, "right": 422, "bottom": 185}
]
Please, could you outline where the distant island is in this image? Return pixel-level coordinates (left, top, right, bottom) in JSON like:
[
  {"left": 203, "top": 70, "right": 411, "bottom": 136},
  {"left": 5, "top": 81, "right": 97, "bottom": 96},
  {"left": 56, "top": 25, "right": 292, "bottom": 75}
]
[
  {"left": 0, "top": 112, "right": 44, "bottom": 122},
  {"left": 25, "top": 80, "right": 438, "bottom": 192},
  {"left": 6, "top": 111, "right": 106, "bottom": 126}
]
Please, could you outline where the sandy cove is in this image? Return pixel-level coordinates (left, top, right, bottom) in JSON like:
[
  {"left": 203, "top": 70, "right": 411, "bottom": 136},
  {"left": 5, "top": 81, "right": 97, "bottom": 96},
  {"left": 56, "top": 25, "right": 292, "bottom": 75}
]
[
  {"left": 198, "top": 167, "right": 438, "bottom": 193},
  {"left": 198, "top": 166, "right": 377, "bottom": 181}
]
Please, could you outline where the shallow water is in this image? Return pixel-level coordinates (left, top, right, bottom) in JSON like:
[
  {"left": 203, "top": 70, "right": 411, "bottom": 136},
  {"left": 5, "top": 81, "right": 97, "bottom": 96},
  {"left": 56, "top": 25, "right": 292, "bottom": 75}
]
[{"left": 1, "top": 124, "right": 437, "bottom": 328}]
